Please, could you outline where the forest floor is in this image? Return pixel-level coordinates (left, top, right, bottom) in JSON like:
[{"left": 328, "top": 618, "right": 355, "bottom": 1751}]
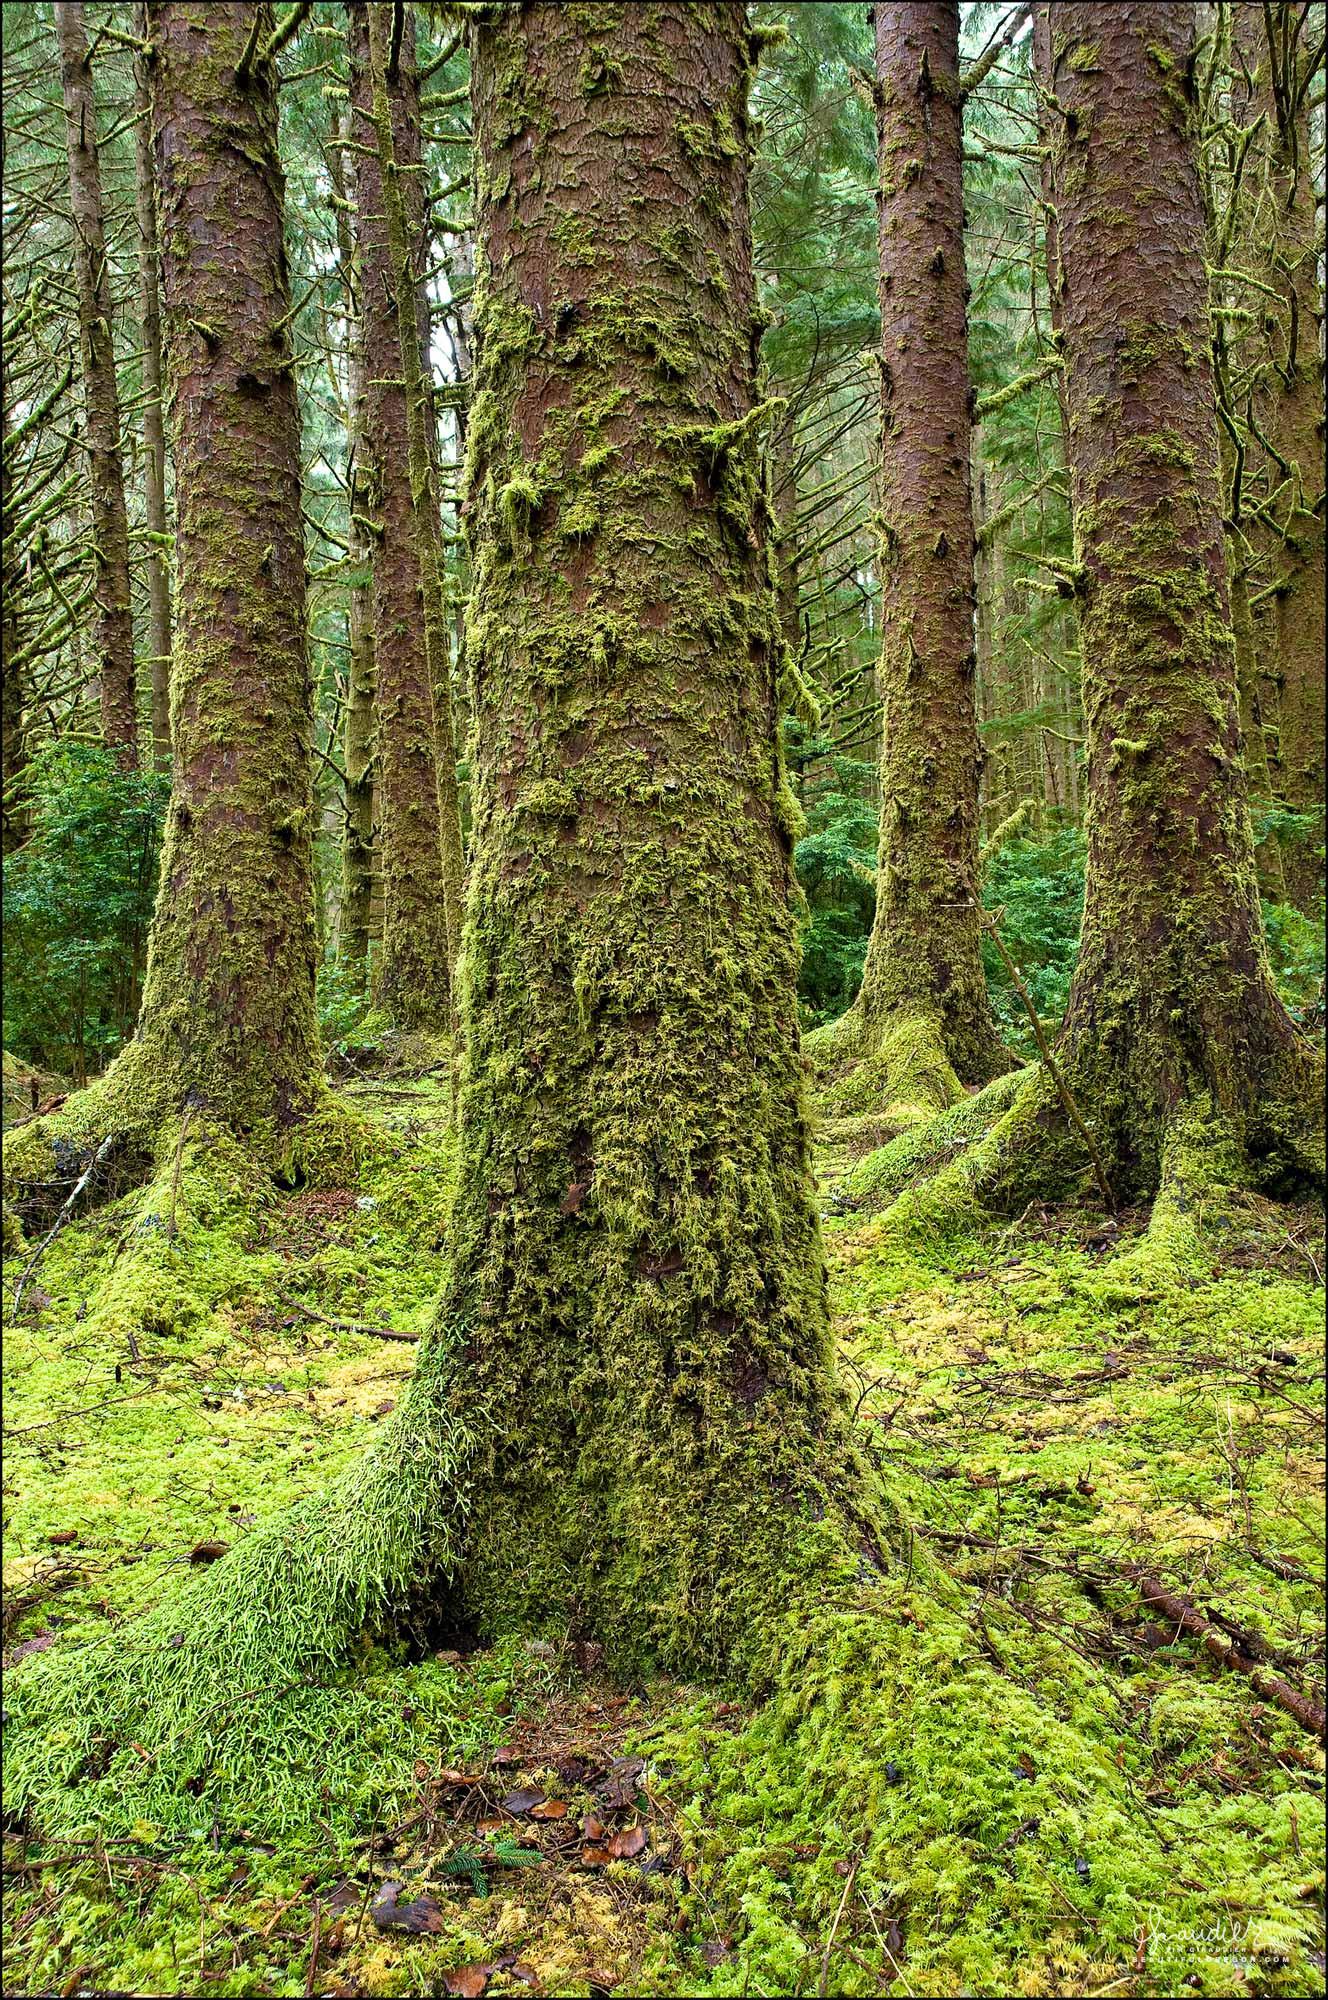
[{"left": 2, "top": 1064, "right": 1324, "bottom": 1998}]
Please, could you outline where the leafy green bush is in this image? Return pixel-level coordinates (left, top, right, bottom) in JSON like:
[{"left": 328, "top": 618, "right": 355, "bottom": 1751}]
[
  {"left": 980, "top": 820, "right": 1085, "bottom": 1050},
  {"left": 2, "top": 743, "right": 168, "bottom": 1081},
  {"left": 1261, "top": 899, "right": 1325, "bottom": 1021},
  {"left": 793, "top": 757, "right": 877, "bottom": 1025}
]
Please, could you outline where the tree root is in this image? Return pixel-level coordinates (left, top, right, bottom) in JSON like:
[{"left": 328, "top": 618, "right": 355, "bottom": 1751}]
[
  {"left": 4, "top": 1334, "right": 475, "bottom": 1837},
  {"left": 806, "top": 1005, "right": 969, "bottom": 1125},
  {"left": 835, "top": 1064, "right": 1029, "bottom": 1212}
]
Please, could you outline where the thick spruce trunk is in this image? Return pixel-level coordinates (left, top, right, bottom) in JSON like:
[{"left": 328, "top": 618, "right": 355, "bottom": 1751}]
[
  {"left": 435, "top": 0, "right": 849, "bottom": 1667},
  {"left": 1046, "top": 2, "right": 1315, "bottom": 1193},
  {"left": 347, "top": 3, "right": 453, "bottom": 1029},
  {"left": 816, "top": 1, "right": 1009, "bottom": 1116},
  {"left": 54, "top": 0, "right": 139, "bottom": 771},
  {"left": 133, "top": 3, "right": 172, "bottom": 767},
  {"left": 122, "top": 0, "right": 324, "bottom": 1148}
]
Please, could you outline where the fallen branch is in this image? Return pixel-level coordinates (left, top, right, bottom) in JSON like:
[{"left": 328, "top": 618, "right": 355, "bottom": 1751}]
[
  {"left": 10, "top": 1134, "right": 117, "bottom": 1317},
  {"left": 1138, "top": 1576, "right": 1326, "bottom": 1742},
  {"left": 279, "top": 1293, "right": 417, "bottom": 1343},
  {"left": 981, "top": 909, "right": 1116, "bottom": 1212}
]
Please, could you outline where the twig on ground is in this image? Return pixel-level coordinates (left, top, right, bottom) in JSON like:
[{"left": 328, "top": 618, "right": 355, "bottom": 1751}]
[
  {"left": 11, "top": 1134, "right": 117, "bottom": 1317},
  {"left": 279, "top": 1292, "right": 417, "bottom": 1343}
]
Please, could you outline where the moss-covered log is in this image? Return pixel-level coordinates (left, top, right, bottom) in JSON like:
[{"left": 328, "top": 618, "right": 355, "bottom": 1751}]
[{"left": 347, "top": 2, "right": 453, "bottom": 1029}]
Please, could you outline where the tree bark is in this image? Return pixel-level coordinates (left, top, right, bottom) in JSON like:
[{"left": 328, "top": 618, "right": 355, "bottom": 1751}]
[
  {"left": 364, "top": 6, "right": 467, "bottom": 997},
  {"left": 1233, "top": 1, "right": 1325, "bottom": 907},
  {"left": 347, "top": 3, "right": 453, "bottom": 1029},
  {"left": 1047, "top": 1, "right": 1315, "bottom": 1192},
  {"left": 327, "top": 110, "right": 376, "bottom": 996},
  {"left": 53, "top": 0, "right": 138, "bottom": 770},
  {"left": 134, "top": 1, "right": 172, "bottom": 766},
  {"left": 849, "top": 0, "right": 1009, "bottom": 1105},
  {"left": 441, "top": 0, "right": 847, "bottom": 1667},
  {"left": 125, "top": 0, "right": 322, "bottom": 1151}
]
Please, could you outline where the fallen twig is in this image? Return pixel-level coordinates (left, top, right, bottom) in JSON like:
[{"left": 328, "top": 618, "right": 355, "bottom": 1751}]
[
  {"left": 10, "top": 1134, "right": 117, "bottom": 1317},
  {"left": 981, "top": 909, "right": 1116, "bottom": 1211},
  {"left": 1138, "top": 1575, "right": 1326, "bottom": 1741},
  {"left": 279, "top": 1293, "right": 417, "bottom": 1343}
]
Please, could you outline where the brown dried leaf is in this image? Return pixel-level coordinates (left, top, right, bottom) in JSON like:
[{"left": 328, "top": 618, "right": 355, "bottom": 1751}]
[
  {"left": 501, "top": 1785, "right": 546, "bottom": 1816},
  {"left": 606, "top": 1825, "right": 647, "bottom": 1860},
  {"left": 371, "top": 1883, "right": 445, "bottom": 1935},
  {"left": 441, "top": 1965, "right": 492, "bottom": 1998},
  {"left": 529, "top": 1798, "right": 568, "bottom": 1819},
  {"left": 188, "top": 1540, "right": 230, "bottom": 1564}
]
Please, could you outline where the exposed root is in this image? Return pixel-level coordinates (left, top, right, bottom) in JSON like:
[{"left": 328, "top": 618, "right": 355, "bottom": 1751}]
[
  {"left": 4, "top": 1334, "right": 476, "bottom": 1838},
  {"left": 835, "top": 1063, "right": 1030, "bottom": 1213},
  {"left": 806, "top": 1005, "right": 968, "bottom": 1124}
]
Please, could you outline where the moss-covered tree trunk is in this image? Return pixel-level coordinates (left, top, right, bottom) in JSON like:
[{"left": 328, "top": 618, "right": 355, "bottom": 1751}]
[
  {"left": 1046, "top": 1, "right": 1315, "bottom": 1193},
  {"left": 133, "top": 1, "right": 173, "bottom": 768},
  {"left": 54, "top": 0, "right": 138, "bottom": 771},
  {"left": 347, "top": 2, "right": 452, "bottom": 1030},
  {"left": 434, "top": 0, "right": 849, "bottom": 1668},
  {"left": 815, "top": 0, "right": 1009, "bottom": 1118},
  {"left": 1235, "top": 0, "right": 1325, "bottom": 908},
  {"left": 365, "top": 6, "right": 467, "bottom": 992}
]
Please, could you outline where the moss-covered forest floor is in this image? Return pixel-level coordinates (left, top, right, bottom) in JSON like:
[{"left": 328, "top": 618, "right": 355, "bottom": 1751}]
[{"left": 3, "top": 1069, "right": 1324, "bottom": 1998}]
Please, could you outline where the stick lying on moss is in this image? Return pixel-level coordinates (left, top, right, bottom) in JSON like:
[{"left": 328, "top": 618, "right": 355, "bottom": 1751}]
[{"left": 1139, "top": 1576, "right": 1326, "bottom": 1741}]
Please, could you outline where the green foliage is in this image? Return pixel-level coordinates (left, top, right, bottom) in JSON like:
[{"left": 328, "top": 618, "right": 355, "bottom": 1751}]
[
  {"left": 1261, "top": 898, "right": 1326, "bottom": 1020},
  {"left": 793, "top": 754, "right": 877, "bottom": 1024},
  {"left": 1, "top": 743, "right": 169, "bottom": 1079},
  {"left": 981, "top": 821, "right": 1086, "bottom": 1047}
]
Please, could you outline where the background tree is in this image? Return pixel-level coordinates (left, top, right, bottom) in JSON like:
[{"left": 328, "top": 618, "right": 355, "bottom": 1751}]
[
  {"left": 810, "top": 0, "right": 1011, "bottom": 1120},
  {"left": 347, "top": 0, "right": 453, "bottom": 1030},
  {"left": 53, "top": 0, "right": 138, "bottom": 769}
]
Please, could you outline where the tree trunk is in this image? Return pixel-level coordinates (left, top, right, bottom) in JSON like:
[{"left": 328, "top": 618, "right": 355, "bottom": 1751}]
[
  {"left": 364, "top": 7, "right": 467, "bottom": 996},
  {"left": 326, "top": 106, "right": 376, "bottom": 996},
  {"left": 441, "top": 0, "right": 846, "bottom": 1667},
  {"left": 1236, "top": 1, "right": 1325, "bottom": 907},
  {"left": 134, "top": 1, "right": 172, "bottom": 767},
  {"left": 125, "top": 0, "right": 322, "bottom": 1152},
  {"left": 345, "top": 3, "right": 452, "bottom": 1030},
  {"left": 842, "top": 0, "right": 1009, "bottom": 1111},
  {"left": 1047, "top": 1, "right": 1315, "bottom": 1192},
  {"left": 54, "top": 0, "right": 138, "bottom": 771}
]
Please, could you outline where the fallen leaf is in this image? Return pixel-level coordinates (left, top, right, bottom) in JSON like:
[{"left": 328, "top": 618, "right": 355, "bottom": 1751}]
[
  {"left": 441, "top": 1966, "right": 492, "bottom": 1998},
  {"left": 583, "top": 1812, "right": 606, "bottom": 1841},
  {"left": 597, "top": 1755, "right": 644, "bottom": 1809},
  {"left": 48, "top": 1529, "right": 79, "bottom": 1546},
  {"left": 371, "top": 1882, "right": 445, "bottom": 1935},
  {"left": 439, "top": 1767, "right": 485, "bottom": 1786},
  {"left": 606, "top": 1825, "right": 647, "bottom": 1860},
  {"left": 413, "top": 1759, "right": 432, "bottom": 1782},
  {"left": 9, "top": 1630, "right": 56, "bottom": 1661},
  {"left": 188, "top": 1541, "right": 230, "bottom": 1564},
  {"left": 581, "top": 1844, "right": 613, "bottom": 1867},
  {"left": 530, "top": 1798, "right": 568, "bottom": 1819},
  {"left": 477, "top": 1817, "right": 506, "bottom": 1835},
  {"left": 501, "top": 1785, "right": 546, "bottom": 1816}
]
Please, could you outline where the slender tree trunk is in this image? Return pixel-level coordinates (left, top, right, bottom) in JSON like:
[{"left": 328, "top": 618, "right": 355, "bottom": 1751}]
[
  {"left": 134, "top": 2, "right": 172, "bottom": 766},
  {"left": 345, "top": 3, "right": 452, "bottom": 1029},
  {"left": 1236, "top": 1, "right": 1325, "bottom": 906},
  {"left": 125, "top": 0, "right": 322, "bottom": 1151},
  {"left": 847, "top": 0, "right": 1009, "bottom": 1107},
  {"left": 327, "top": 117, "right": 376, "bottom": 998},
  {"left": 54, "top": 0, "right": 138, "bottom": 770},
  {"left": 364, "top": 6, "right": 466, "bottom": 993},
  {"left": 442, "top": 0, "right": 846, "bottom": 1666},
  {"left": 1047, "top": 2, "right": 1315, "bottom": 1192}
]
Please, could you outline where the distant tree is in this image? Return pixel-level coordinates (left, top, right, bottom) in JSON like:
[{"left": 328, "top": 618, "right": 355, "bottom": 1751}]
[{"left": 53, "top": 0, "right": 138, "bottom": 769}]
